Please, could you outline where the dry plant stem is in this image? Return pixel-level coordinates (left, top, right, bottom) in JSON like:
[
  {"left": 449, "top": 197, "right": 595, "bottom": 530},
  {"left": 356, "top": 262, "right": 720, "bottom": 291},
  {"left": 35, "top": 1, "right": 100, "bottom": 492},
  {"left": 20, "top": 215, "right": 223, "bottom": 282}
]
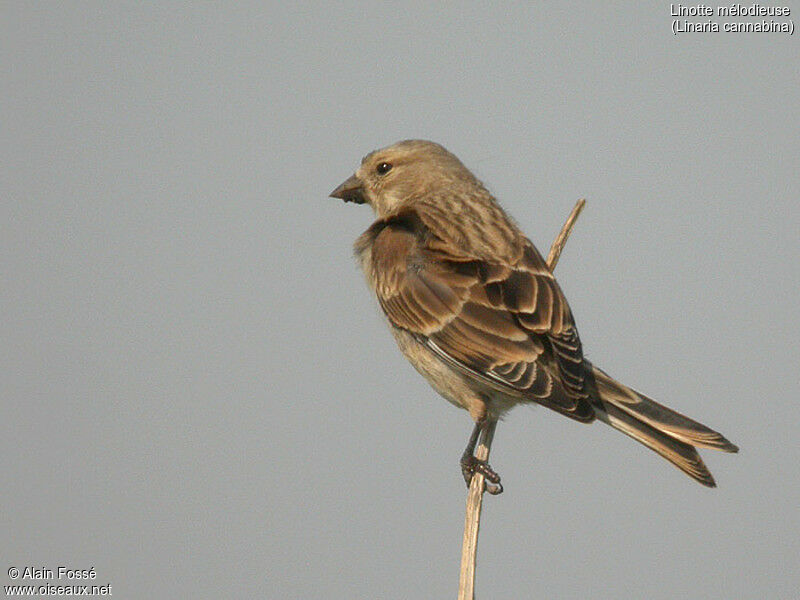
[
  {"left": 457, "top": 419, "right": 496, "bottom": 598},
  {"left": 457, "top": 198, "right": 587, "bottom": 600},
  {"left": 546, "top": 198, "right": 585, "bottom": 271}
]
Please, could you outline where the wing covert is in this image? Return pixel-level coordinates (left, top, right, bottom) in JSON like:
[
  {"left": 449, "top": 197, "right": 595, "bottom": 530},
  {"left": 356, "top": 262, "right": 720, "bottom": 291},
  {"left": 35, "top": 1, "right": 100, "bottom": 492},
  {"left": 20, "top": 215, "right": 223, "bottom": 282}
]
[{"left": 363, "top": 209, "right": 594, "bottom": 421}]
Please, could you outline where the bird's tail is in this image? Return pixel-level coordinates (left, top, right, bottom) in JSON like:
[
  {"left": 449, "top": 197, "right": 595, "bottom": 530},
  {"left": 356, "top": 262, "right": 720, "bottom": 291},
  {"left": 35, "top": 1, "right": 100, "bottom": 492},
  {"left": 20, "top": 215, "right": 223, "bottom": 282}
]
[{"left": 587, "top": 362, "right": 738, "bottom": 487}]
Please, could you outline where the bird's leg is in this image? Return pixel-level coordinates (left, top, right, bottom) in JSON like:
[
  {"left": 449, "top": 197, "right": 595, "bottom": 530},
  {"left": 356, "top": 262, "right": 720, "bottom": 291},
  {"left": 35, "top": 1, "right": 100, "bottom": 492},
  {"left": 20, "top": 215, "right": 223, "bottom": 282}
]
[
  {"left": 460, "top": 422, "right": 481, "bottom": 484},
  {"left": 460, "top": 420, "right": 503, "bottom": 495}
]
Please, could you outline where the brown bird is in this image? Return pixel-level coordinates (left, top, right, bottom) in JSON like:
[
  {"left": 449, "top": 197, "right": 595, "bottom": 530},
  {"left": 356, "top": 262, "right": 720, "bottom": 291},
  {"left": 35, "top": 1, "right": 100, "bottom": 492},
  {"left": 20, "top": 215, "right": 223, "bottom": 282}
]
[{"left": 331, "top": 139, "right": 737, "bottom": 493}]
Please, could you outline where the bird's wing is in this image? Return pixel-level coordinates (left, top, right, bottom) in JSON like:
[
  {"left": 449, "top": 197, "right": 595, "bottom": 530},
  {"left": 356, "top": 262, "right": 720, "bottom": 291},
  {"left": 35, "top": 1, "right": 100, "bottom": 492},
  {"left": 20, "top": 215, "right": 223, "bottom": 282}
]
[{"left": 363, "top": 209, "right": 594, "bottom": 422}]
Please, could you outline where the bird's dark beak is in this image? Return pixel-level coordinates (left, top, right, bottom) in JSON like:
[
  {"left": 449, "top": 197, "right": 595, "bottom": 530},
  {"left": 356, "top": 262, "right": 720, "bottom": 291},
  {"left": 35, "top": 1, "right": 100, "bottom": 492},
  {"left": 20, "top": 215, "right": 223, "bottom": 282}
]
[{"left": 329, "top": 174, "right": 366, "bottom": 204}]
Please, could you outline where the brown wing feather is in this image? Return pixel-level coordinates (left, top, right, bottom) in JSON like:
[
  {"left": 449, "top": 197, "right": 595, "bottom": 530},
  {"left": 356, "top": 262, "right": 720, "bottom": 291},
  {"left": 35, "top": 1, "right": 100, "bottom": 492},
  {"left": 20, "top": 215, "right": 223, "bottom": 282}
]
[{"left": 366, "top": 209, "right": 594, "bottom": 421}]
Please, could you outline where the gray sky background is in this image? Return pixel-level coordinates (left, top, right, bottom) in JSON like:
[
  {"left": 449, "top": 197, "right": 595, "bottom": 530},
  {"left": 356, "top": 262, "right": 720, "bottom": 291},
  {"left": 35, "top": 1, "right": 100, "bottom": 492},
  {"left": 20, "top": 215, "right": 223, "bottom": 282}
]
[{"left": 3, "top": 3, "right": 799, "bottom": 599}]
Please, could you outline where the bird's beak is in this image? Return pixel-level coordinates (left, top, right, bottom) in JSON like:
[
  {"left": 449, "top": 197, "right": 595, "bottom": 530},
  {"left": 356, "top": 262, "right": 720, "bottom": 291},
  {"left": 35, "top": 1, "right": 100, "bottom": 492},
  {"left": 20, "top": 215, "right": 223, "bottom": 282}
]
[{"left": 329, "top": 174, "right": 366, "bottom": 204}]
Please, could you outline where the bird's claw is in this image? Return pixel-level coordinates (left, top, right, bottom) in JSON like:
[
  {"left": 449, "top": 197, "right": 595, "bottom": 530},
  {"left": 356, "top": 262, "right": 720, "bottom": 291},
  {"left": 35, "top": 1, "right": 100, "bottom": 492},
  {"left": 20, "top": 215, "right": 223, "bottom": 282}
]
[
  {"left": 461, "top": 455, "right": 503, "bottom": 495},
  {"left": 484, "top": 480, "right": 504, "bottom": 495}
]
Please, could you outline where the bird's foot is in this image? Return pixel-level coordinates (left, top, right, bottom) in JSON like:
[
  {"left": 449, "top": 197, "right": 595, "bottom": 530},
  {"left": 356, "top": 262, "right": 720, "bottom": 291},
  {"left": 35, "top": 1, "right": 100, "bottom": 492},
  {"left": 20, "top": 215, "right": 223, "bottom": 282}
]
[{"left": 460, "top": 454, "right": 503, "bottom": 495}]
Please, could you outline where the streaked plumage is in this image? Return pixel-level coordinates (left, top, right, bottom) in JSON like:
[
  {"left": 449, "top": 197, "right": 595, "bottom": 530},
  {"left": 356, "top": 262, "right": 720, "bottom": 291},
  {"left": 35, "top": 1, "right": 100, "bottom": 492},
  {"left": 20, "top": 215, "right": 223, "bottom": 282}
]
[{"left": 331, "top": 139, "right": 737, "bottom": 489}]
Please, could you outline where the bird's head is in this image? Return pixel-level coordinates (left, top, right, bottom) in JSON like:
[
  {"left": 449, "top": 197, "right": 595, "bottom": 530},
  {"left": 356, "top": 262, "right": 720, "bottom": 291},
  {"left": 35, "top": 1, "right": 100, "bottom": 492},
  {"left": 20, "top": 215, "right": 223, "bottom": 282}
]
[{"left": 329, "top": 140, "right": 477, "bottom": 217}]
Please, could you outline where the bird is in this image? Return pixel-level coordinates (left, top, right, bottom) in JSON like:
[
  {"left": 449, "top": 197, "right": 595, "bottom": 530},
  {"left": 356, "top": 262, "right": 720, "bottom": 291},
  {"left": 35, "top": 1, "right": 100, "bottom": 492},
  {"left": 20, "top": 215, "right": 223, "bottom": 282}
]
[{"left": 330, "top": 139, "right": 737, "bottom": 493}]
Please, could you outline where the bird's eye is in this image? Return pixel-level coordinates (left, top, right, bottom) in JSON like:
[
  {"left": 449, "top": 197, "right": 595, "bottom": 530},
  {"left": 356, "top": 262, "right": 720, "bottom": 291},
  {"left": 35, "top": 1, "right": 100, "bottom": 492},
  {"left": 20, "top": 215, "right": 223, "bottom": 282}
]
[{"left": 376, "top": 162, "right": 392, "bottom": 175}]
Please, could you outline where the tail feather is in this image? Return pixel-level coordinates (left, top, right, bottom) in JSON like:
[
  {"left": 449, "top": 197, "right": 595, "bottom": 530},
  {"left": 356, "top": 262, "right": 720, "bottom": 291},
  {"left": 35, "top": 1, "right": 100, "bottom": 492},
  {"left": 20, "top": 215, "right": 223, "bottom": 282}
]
[
  {"left": 594, "top": 400, "right": 717, "bottom": 487},
  {"left": 588, "top": 362, "right": 738, "bottom": 487}
]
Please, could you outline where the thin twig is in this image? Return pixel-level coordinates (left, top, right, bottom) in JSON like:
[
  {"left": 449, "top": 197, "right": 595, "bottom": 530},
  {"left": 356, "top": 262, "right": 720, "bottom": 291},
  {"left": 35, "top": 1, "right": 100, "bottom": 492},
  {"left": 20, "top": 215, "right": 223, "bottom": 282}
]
[{"left": 458, "top": 198, "right": 587, "bottom": 600}]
